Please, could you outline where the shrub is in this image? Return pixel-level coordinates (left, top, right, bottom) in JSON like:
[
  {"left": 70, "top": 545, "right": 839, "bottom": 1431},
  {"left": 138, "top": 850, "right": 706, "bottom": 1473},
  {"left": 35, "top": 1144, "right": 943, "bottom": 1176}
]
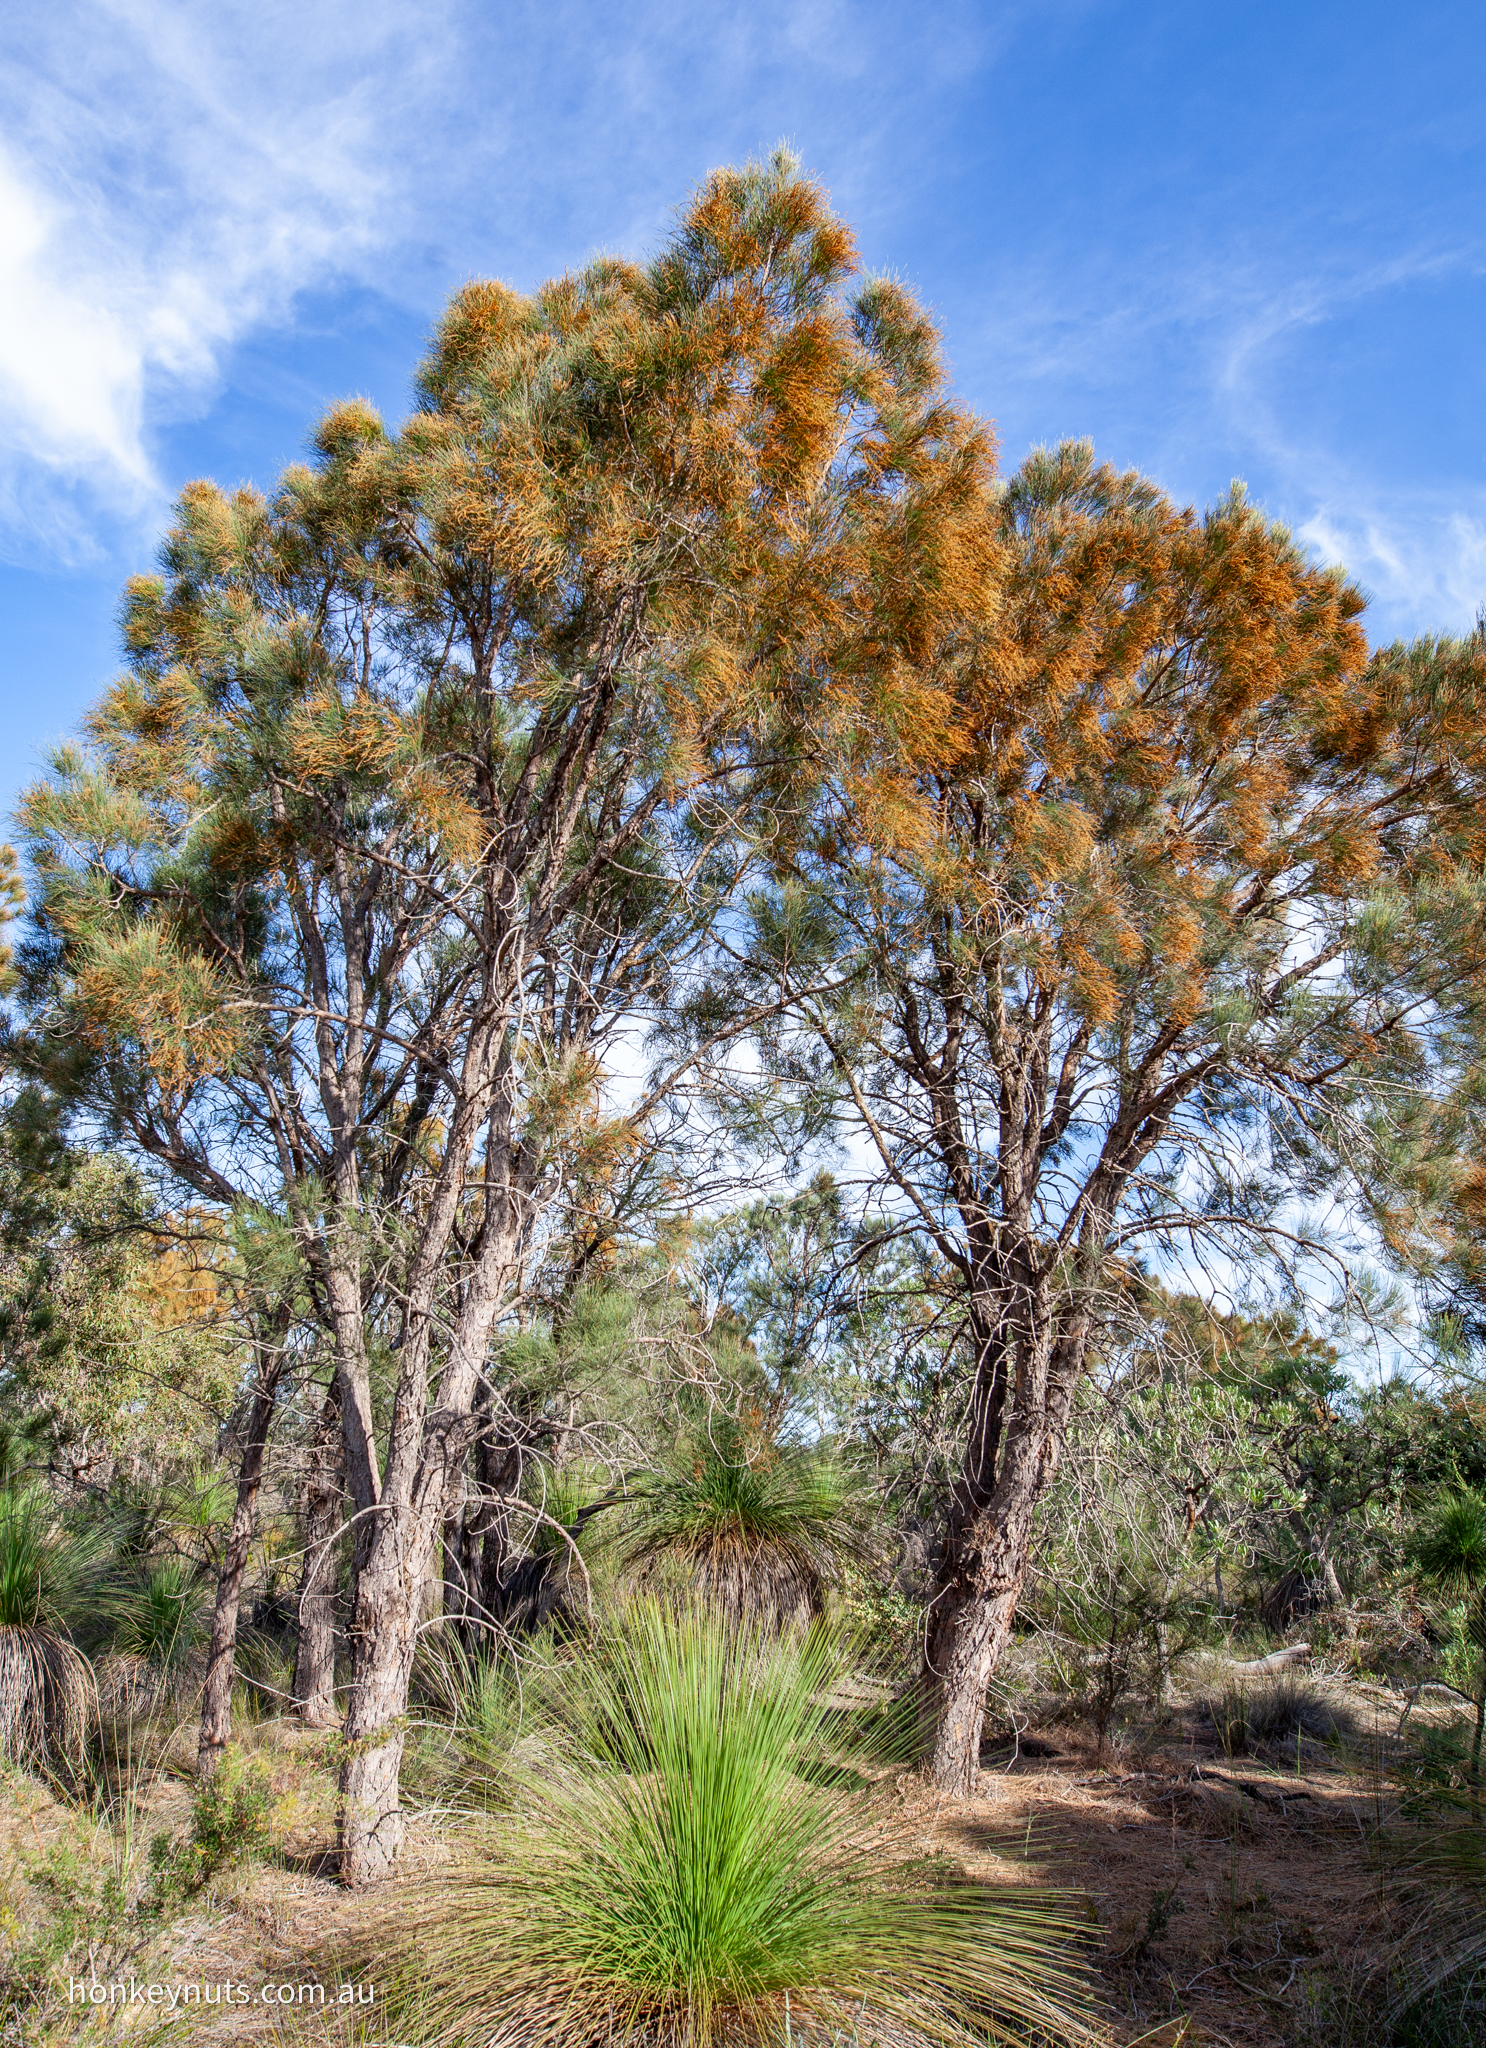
[
  {"left": 1208, "top": 1681, "right": 1251, "bottom": 1757},
  {"left": 1244, "top": 1673, "right": 1352, "bottom": 1750},
  {"left": 371, "top": 1605, "right": 1094, "bottom": 2048},
  {"left": 409, "top": 1631, "right": 532, "bottom": 1805},
  {"left": 146, "top": 1747, "right": 274, "bottom": 1907},
  {"left": 1202, "top": 1671, "right": 1352, "bottom": 1758}
]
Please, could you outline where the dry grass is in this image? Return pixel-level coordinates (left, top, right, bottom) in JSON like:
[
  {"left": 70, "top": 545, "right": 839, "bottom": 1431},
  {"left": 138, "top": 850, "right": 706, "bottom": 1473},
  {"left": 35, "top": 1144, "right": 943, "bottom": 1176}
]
[{"left": 1, "top": 1671, "right": 1478, "bottom": 2048}]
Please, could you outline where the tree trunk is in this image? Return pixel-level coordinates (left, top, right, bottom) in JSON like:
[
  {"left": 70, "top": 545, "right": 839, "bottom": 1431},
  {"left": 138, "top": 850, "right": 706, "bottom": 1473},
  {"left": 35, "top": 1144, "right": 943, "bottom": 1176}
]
[
  {"left": 924, "top": 1575, "right": 1023, "bottom": 1793},
  {"left": 1151, "top": 1612, "right": 1171, "bottom": 1712},
  {"left": 921, "top": 1284, "right": 1084, "bottom": 1796},
  {"left": 337, "top": 1223, "right": 516, "bottom": 1885},
  {"left": 441, "top": 1448, "right": 470, "bottom": 1634},
  {"left": 1287, "top": 1509, "right": 1346, "bottom": 1610},
  {"left": 198, "top": 1323, "right": 287, "bottom": 1776},
  {"left": 293, "top": 1381, "right": 344, "bottom": 1728},
  {"left": 338, "top": 1509, "right": 433, "bottom": 1884},
  {"left": 473, "top": 1432, "right": 523, "bottom": 1642}
]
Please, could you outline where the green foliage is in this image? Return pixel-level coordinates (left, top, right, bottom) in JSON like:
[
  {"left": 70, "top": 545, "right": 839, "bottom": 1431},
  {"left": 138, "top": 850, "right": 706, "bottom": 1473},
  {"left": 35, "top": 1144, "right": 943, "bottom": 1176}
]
[
  {"left": 0, "top": 1485, "right": 97, "bottom": 1777},
  {"left": 375, "top": 1604, "right": 1093, "bottom": 2048},
  {"left": 410, "top": 1632, "right": 530, "bottom": 1805},
  {"left": 1435, "top": 1600, "right": 1486, "bottom": 1703},
  {"left": 0, "top": 1091, "right": 231, "bottom": 1468},
  {"left": 1392, "top": 1961, "right": 1486, "bottom": 2048},
  {"left": 624, "top": 1423, "right": 868, "bottom": 1629},
  {"left": 1415, "top": 1488, "right": 1486, "bottom": 1782},
  {"left": 1416, "top": 1490, "right": 1486, "bottom": 1595},
  {"left": 108, "top": 1557, "right": 210, "bottom": 1673},
  {"left": 0, "top": 1411, "right": 49, "bottom": 1489},
  {"left": 0, "top": 1486, "right": 95, "bottom": 1633},
  {"left": 146, "top": 1747, "right": 274, "bottom": 1908}
]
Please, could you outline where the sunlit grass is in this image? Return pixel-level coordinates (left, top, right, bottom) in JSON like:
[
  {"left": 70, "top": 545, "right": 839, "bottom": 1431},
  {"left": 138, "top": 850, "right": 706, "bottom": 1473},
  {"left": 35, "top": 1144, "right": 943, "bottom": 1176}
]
[{"left": 370, "top": 1603, "right": 1095, "bottom": 2047}]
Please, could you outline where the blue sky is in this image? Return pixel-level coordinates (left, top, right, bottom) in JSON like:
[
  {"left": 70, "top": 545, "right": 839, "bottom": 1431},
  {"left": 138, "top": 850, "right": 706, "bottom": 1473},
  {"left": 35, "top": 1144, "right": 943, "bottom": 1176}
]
[{"left": 3, "top": 0, "right": 1484, "bottom": 824}]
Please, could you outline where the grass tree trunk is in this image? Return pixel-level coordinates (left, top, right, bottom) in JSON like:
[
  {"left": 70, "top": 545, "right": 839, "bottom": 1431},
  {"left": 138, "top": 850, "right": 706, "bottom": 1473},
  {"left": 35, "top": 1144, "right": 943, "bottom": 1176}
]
[
  {"left": 199, "top": 1320, "right": 288, "bottom": 1776},
  {"left": 293, "top": 1382, "right": 344, "bottom": 1728}
]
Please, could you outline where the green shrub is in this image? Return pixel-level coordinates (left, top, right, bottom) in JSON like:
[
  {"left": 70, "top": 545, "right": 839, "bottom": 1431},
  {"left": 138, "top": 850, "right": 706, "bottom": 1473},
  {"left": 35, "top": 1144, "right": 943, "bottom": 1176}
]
[
  {"left": 408, "top": 1631, "right": 533, "bottom": 1805},
  {"left": 146, "top": 1747, "right": 274, "bottom": 1908}
]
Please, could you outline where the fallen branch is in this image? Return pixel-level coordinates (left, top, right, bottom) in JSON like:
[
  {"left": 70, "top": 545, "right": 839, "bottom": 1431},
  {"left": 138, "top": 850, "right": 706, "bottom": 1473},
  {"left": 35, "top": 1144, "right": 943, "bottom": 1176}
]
[{"left": 1229, "top": 1642, "right": 1311, "bottom": 1675}]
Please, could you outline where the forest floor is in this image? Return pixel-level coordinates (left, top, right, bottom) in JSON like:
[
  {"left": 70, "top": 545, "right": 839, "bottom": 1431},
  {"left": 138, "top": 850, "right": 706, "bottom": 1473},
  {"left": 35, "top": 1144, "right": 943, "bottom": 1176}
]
[{"left": 0, "top": 1671, "right": 1470, "bottom": 2048}]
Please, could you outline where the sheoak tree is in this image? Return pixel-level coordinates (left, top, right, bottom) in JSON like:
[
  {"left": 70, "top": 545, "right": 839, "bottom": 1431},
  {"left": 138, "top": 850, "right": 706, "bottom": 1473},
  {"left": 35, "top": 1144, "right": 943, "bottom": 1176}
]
[
  {"left": 19, "top": 155, "right": 991, "bottom": 1878},
  {"left": 728, "top": 443, "right": 1486, "bottom": 1791}
]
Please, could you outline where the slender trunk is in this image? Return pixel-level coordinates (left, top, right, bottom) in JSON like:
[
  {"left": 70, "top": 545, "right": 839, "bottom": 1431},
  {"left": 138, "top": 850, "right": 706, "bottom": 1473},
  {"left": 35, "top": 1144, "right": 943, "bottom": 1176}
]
[
  {"left": 1286, "top": 1509, "right": 1345, "bottom": 1610},
  {"left": 293, "top": 1381, "right": 344, "bottom": 1728},
  {"left": 442, "top": 1444, "right": 470, "bottom": 1629},
  {"left": 198, "top": 1324, "right": 287, "bottom": 1776},
  {"left": 1152, "top": 1610, "right": 1171, "bottom": 1713},
  {"left": 474, "top": 1432, "right": 523, "bottom": 1642},
  {"left": 1319, "top": 1550, "right": 1346, "bottom": 1610},
  {"left": 325, "top": 1257, "right": 380, "bottom": 1575},
  {"left": 338, "top": 1231, "right": 515, "bottom": 1886}
]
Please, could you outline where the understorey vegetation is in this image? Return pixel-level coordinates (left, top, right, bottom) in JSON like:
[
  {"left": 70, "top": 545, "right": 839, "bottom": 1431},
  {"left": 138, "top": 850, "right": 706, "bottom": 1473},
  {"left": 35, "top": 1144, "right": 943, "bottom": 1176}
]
[{"left": 3, "top": 154, "right": 1486, "bottom": 2047}]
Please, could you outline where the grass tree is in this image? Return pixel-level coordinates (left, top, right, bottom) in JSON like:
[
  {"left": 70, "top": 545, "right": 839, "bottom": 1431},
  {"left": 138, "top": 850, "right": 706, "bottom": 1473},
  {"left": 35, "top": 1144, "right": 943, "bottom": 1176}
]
[
  {"left": 18, "top": 153, "right": 992, "bottom": 1881},
  {"left": 0, "top": 1487, "right": 96, "bottom": 1778},
  {"left": 368, "top": 1603, "right": 1094, "bottom": 2048},
  {"left": 1417, "top": 1487, "right": 1486, "bottom": 1784},
  {"left": 624, "top": 1424, "right": 866, "bottom": 1629}
]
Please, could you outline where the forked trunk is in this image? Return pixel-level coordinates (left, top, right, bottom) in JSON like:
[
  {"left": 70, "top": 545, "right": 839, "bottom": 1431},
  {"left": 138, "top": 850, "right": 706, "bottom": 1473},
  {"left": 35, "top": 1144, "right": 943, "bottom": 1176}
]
[
  {"left": 198, "top": 1329, "right": 285, "bottom": 1776},
  {"left": 293, "top": 1383, "right": 344, "bottom": 1727}
]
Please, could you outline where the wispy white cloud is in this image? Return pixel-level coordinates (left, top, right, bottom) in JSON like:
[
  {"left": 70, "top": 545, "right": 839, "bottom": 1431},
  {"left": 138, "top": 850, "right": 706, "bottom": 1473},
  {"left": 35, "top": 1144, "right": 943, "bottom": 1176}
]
[
  {"left": 18, "top": 0, "right": 1473, "bottom": 659},
  {"left": 0, "top": 0, "right": 455, "bottom": 558},
  {"left": 0, "top": 0, "right": 1015, "bottom": 562},
  {"left": 1298, "top": 499, "right": 1486, "bottom": 638},
  {"left": 963, "top": 226, "right": 1486, "bottom": 640}
]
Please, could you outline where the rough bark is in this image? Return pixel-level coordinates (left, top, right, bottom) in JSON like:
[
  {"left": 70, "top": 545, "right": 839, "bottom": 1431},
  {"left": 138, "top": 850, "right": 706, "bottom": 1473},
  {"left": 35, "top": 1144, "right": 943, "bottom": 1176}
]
[
  {"left": 920, "top": 1276, "right": 1091, "bottom": 1795},
  {"left": 293, "top": 1381, "right": 344, "bottom": 1728},
  {"left": 923, "top": 1405, "right": 1063, "bottom": 1794},
  {"left": 198, "top": 1320, "right": 288, "bottom": 1776},
  {"left": 337, "top": 1509, "right": 435, "bottom": 1882}
]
